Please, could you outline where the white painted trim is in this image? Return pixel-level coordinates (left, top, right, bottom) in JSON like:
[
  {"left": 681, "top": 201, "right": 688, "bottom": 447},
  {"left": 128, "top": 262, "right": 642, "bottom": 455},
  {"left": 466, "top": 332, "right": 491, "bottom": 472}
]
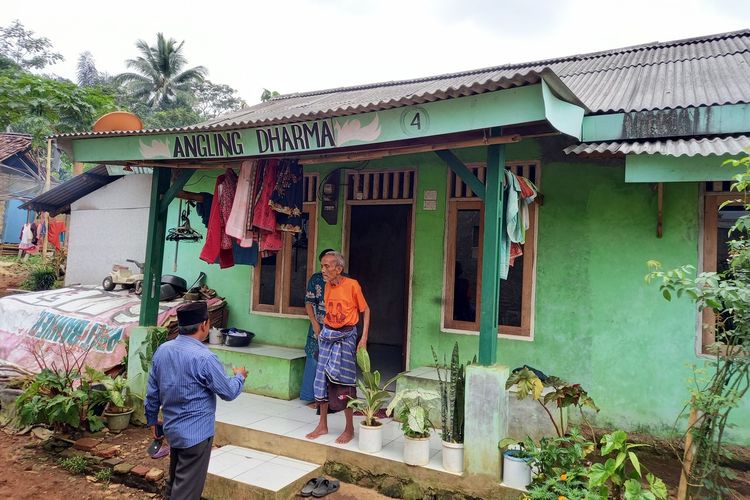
[{"left": 440, "top": 328, "right": 535, "bottom": 342}]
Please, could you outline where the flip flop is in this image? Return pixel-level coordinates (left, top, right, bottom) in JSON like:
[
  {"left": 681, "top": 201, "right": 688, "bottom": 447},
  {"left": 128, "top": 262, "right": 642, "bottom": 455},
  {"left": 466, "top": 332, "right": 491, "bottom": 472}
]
[
  {"left": 312, "top": 478, "right": 340, "bottom": 498},
  {"left": 300, "top": 476, "right": 324, "bottom": 497}
]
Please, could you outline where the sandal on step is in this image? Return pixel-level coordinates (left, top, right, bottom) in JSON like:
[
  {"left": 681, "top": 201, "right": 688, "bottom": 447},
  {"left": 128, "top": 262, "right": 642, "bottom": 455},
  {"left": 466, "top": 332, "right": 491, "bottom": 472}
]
[
  {"left": 312, "top": 478, "right": 340, "bottom": 498},
  {"left": 300, "top": 477, "right": 324, "bottom": 497}
]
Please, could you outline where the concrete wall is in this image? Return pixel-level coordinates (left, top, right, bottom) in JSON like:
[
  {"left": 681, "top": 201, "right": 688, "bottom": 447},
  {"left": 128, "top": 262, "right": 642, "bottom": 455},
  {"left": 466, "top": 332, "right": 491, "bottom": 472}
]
[
  {"left": 162, "top": 142, "right": 750, "bottom": 444},
  {"left": 66, "top": 174, "right": 151, "bottom": 286}
]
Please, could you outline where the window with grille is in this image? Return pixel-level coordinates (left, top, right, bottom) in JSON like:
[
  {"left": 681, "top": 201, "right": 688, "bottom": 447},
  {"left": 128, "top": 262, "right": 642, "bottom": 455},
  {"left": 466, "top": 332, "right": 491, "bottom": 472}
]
[{"left": 444, "top": 161, "right": 540, "bottom": 337}]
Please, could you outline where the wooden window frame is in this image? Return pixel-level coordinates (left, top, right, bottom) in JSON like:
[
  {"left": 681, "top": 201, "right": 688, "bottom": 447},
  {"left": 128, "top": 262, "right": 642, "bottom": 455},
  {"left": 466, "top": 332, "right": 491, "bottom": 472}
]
[
  {"left": 252, "top": 202, "right": 317, "bottom": 316},
  {"left": 443, "top": 197, "right": 537, "bottom": 338},
  {"left": 700, "top": 192, "right": 746, "bottom": 353}
]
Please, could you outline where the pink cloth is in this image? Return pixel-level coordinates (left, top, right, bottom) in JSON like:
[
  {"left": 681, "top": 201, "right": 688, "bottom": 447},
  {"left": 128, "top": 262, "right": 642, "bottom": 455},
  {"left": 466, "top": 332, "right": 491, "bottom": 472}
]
[
  {"left": 219, "top": 169, "right": 238, "bottom": 251},
  {"left": 226, "top": 160, "right": 257, "bottom": 248}
]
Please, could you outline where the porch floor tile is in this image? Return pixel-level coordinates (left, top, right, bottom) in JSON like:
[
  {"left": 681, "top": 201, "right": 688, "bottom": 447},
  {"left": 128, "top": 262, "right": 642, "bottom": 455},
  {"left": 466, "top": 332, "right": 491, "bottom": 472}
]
[
  {"left": 209, "top": 444, "right": 319, "bottom": 491},
  {"left": 216, "top": 393, "right": 462, "bottom": 477}
]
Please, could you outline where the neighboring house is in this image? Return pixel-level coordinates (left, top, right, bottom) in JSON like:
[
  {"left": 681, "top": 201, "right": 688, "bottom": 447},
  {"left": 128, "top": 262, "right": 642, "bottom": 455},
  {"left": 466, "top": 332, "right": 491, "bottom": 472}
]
[
  {"left": 53, "top": 29, "right": 750, "bottom": 446},
  {"left": 0, "top": 133, "right": 42, "bottom": 243},
  {"left": 21, "top": 166, "right": 152, "bottom": 285}
]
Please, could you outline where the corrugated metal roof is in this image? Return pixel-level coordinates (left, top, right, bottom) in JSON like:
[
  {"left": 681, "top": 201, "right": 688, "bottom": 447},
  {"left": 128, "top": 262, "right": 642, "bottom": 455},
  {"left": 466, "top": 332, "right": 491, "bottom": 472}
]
[
  {"left": 55, "top": 28, "right": 750, "bottom": 140},
  {"left": 563, "top": 135, "right": 750, "bottom": 156},
  {"left": 0, "top": 133, "right": 32, "bottom": 161},
  {"left": 19, "top": 165, "right": 121, "bottom": 215}
]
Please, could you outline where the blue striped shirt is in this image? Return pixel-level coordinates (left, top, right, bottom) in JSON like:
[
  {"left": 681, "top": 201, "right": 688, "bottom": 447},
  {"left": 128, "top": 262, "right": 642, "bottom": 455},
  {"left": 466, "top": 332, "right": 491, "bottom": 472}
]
[{"left": 145, "top": 335, "right": 245, "bottom": 448}]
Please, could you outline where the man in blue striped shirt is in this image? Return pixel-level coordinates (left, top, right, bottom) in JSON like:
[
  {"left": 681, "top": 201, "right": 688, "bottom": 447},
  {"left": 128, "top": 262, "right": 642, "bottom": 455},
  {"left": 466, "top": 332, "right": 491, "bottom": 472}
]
[{"left": 146, "top": 302, "right": 247, "bottom": 500}]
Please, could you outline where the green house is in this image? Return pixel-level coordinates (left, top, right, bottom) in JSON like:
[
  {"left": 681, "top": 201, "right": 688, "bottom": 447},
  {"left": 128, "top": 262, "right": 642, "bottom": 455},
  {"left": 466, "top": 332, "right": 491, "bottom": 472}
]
[{"left": 56, "top": 28, "right": 750, "bottom": 462}]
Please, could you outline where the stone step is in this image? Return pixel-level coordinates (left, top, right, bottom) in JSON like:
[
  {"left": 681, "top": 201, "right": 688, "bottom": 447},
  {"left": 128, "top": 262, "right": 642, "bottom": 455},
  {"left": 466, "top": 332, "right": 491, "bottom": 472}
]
[{"left": 204, "top": 444, "right": 321, "bottom": 499}]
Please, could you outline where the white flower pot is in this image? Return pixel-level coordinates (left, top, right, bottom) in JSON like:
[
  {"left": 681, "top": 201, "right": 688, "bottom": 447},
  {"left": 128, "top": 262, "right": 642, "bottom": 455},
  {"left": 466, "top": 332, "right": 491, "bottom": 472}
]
[
  {"left": 441, "top": 440, "right": 464, "bottom": 473},
  {"left": 403, "top": 434, "right": 430, "bottom": 466},
  {"left": 502, "top": 450, "right": 532, "bottom": 490},
  {"left": 358, "top": 421, "right": 383, "bottom": 453}
]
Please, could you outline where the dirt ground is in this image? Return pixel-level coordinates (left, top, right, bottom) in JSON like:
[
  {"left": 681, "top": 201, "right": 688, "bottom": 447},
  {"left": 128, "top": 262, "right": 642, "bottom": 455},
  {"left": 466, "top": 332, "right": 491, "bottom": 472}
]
[
  {"left": 0, "top": 428, "right": 386, "bottom": 500},
  {"left": 0, "top": 431, "right": 151, "bottom": 500},
  {"left": 0, "top": 259, "right": 28, "bottom": 297}
]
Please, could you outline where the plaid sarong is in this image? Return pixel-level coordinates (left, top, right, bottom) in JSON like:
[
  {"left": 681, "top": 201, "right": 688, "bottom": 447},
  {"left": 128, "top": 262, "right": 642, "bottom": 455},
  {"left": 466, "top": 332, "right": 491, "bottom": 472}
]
[{"left": 314, "top": 326, "right": 357, "bottom": 402}]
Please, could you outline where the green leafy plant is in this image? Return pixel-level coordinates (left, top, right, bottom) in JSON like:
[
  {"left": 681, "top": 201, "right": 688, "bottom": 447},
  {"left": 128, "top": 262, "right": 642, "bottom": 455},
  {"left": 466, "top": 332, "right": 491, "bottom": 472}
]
[
  {"left": 58, "top": 455, "right": 88, "bottom": 474},
  {"left": 139, "top": 326, "right": 168, "bottom": 373},
  {"left": 506, "top": 367, "right": 599, "bottom": 438},
  {"left": 95, "top": 467, "right": 112, "bottom": 485},
  {"left": 22, "top": 264, "right": 57, "bottom": 291},
  {"left": 431, "top": 342, "right": 474, "bottom": 444},
  {"left": 645, "top": 155, "right": 750, "bottom": 498},
  {"left": 347, "top": 349, "right": 402, "bottom": 426},
  {"left": 500, "top": 428, "right": 594, "bottom": 498},
  {"left": 101, "top": 375, "right": 132, "bottom": 413},
  {"left": 386, "top": 389, "right": 439, "bottom": 438},
  {"left": 587, "top": 431, "right": 667, "bottom": 500}
]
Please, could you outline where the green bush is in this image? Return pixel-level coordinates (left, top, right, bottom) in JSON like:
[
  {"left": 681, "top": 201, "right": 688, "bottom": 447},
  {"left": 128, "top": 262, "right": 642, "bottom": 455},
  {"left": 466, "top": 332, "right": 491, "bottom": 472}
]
[
  {"left": 95, "top": 467, "right": 112, "bottom": 484},
  {"left": 23, "top": 265, "right": 57, "bottom": 291}
]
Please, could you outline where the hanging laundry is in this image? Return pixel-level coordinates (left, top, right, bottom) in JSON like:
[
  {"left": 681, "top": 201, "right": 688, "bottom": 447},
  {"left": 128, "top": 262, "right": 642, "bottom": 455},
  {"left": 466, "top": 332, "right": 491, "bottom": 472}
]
[
  {"left": 19, "top": 223, "right": 37, "bottom": 253},
  {"left": 226, "top": 160, "right": 258, "bottom": 247},
  {"left": 195, "top": 192, "right": 213, "bottom": 228},
  {"left": 500, "top": 171, "right": 539, "bottom": 279},
  {"left": 199, "top": 170, "right": 237, "bottom": 268},
  {"left": 252, "top": 160, "right": 278, "bottom": 233},
  {"left": 270, "top": 159, "right": 304, "bottom": 233},
  {"left": 251, "top": 160, "right": 283, "bottom": 253},
  {"left": 47, "top": 219, "right": 66, "bottom": 251}
]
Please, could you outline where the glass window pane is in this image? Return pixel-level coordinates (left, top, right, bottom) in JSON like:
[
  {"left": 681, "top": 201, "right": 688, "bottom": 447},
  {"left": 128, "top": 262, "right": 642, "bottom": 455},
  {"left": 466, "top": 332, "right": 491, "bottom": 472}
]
[
  {"left": 452, "top": 209, "right": 479, "bottom": 322},
  {"left": 499, "top": 253, "right": 523, "bottom": 327},
  {"left": 717, "top": 206, "right": 749, "bottom": 273},
  {"left": 258, "top": 254, "right": 277, "bottom": 305},
  {"left": 288, "top": 212, "right": 310, "bottom": 308}
]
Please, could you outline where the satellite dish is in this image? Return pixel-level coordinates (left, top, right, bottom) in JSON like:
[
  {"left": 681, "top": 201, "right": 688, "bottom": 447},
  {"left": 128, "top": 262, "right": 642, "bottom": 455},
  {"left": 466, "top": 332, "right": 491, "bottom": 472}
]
[{"left": 92, "top": 111, "right": 143, "bottom": 132}]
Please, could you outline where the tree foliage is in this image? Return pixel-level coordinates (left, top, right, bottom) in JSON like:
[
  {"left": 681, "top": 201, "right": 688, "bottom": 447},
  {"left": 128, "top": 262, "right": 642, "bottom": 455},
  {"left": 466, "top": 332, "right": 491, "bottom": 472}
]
[
  {"left": 0, "top": 66, "right": 116, "bottom": 148},
  {"left": 193, "top": 80, "right": 246, "bottom": 119},
  {"left": 114, "top": 33, "right": 207, "bottom": 109},
  {"left": 646, "top": 155, "right": 750, "bottom": 498},
  {"left": 261, "top": 88, "right": 280, "bottom": 101},
  {"left": 0, "top": 20, "right": 63, "bottom": 70}
]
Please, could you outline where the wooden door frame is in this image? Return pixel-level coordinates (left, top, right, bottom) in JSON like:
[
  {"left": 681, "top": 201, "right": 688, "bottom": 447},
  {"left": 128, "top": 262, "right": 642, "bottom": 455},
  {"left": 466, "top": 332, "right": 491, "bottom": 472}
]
[{"left": 342, "top": 197, "right": 416, "bottom": 372}]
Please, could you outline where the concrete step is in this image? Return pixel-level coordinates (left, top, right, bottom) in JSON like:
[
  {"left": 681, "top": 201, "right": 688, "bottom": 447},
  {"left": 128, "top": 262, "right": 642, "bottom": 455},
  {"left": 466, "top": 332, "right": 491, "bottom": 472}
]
[{"left": 204, "top": 444, "right": 321, "bottom": 500}]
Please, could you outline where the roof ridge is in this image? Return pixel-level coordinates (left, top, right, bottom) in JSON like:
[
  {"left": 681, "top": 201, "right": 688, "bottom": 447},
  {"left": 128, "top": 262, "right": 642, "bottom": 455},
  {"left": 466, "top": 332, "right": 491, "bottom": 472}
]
[{"left": 268, "top": 29, "right": 750, "bottom": 102}]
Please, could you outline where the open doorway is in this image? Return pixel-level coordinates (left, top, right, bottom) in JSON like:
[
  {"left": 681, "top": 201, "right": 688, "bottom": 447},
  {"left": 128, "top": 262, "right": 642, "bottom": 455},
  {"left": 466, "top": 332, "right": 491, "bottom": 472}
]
[{"left": 347, "top": 204, "right": 411, "bottom": 385}]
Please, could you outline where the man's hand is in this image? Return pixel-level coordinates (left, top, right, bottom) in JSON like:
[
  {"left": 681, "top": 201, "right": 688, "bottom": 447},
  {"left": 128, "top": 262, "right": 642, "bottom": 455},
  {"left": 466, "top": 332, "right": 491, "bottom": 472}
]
[
  {"left": 357, "top": 337, "right": 368, "bottom": 351},
  {"left": 312, "top": 323, "right": 321, "bottom": 339},
  {"left": 150, "top": 425, "right": 159, "bottom": 439},
  {"left": 233, "top": 366, "right": 248, "bottom": 379}
]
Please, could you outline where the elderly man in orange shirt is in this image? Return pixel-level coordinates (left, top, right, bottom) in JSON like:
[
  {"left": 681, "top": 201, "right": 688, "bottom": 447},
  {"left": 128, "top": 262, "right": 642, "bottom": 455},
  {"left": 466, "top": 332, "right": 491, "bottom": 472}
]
[{"left": 306, "top": 251, "right": 370, "bottom": 444}]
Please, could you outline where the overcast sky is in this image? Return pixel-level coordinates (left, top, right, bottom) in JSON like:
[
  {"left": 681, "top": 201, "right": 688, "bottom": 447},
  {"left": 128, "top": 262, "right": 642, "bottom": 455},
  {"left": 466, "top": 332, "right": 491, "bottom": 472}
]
[{"left": 2, "top": 0, "right": 749, "bottom": 105}]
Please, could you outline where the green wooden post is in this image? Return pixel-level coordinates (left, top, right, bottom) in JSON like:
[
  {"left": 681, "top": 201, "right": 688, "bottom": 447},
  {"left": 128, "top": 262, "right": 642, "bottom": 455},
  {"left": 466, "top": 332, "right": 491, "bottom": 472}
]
[
  {"left": 140, "top": 167, "right": 171, "bottom": 326},
  {"left": 478, "top": 143, "right": 505, "bottom": 365}
]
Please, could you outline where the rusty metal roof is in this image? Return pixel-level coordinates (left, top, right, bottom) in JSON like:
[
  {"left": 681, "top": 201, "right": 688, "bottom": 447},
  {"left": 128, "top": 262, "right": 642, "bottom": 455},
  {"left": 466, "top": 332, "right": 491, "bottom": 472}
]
[
  {"left": 0, "top": 133, "right": 32, "bottom": 161},
  {"left": 563, "top": 135, "right": 750, "bottom": 156},
  {"left": 54, "top": 28, "right": 750, "bottom": 140},
  {"left": 19, "top": 165, "right": 121, "bottom": 215}
]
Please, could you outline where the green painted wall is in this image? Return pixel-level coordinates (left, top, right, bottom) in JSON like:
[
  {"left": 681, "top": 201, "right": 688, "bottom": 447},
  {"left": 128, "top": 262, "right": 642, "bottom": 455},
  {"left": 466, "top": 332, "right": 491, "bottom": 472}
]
[{"left": 163, "top": 139, "right": 750, "bottom": 444}]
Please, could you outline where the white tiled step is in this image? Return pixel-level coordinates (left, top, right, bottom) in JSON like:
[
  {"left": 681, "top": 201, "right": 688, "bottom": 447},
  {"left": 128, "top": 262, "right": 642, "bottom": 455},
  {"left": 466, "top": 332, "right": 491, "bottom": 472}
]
[{"left": 208, "top": 444, "right": 321, "bottom": 493}]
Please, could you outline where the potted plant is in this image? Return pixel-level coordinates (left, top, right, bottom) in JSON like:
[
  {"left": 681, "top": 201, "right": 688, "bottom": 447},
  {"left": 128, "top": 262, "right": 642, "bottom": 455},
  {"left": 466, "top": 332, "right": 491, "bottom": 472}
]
[
  {"left": 498, "top": 439, "right": 534, "bottom": 490},
  {"left": 102, "top": 375, "right": 133, "bottom": 431},
  {"left": 347, "top": 349, "right": 402, "bottom": 453},
  {"left": 431, "top": 342, "right": 474, "bottom": 473},
  {"left": 387, "top": 389, "right": 439, "bottom": 466}
]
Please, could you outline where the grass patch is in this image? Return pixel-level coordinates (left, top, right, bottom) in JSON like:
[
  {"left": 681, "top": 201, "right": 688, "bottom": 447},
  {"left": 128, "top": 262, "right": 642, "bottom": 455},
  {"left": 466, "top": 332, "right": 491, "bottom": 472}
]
[
  {"left": 58, "top": 455, "right": 88, "bottom": 474},
  {"left": 95, "top": 467, "right": 112, "bottom": 485}
]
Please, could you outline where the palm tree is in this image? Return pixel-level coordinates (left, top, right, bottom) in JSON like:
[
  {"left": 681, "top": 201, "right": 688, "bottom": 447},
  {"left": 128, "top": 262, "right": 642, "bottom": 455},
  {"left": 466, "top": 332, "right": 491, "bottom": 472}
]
[{"left": 114, "top": 33, "right": 207, "bottom": 109}]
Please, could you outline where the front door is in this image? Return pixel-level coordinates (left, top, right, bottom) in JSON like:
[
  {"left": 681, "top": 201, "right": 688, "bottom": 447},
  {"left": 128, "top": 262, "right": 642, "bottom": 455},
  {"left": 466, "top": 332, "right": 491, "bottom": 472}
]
[{"left": 347, "top": 204, "right": 411, "bottom": 383}]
